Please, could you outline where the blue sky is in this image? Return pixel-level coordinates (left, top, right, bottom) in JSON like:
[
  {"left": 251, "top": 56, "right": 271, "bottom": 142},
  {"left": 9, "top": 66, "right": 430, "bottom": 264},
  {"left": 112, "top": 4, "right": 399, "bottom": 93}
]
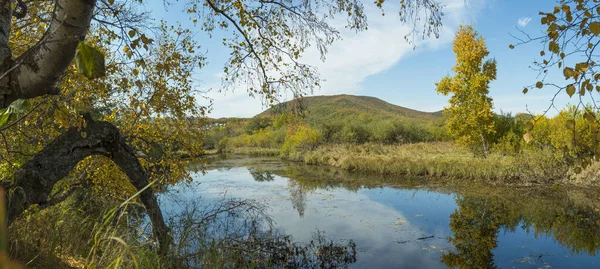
[{"left": 150, "top": 0, "right": 572, "bottom": 118}]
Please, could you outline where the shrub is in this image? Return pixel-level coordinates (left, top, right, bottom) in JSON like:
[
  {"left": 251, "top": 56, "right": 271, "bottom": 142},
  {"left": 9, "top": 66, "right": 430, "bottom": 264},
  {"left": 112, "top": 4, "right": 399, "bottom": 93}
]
[
  {"left": 336, "top": 121, "right": 370, "bottom": 144},
  {"left": 281, "top": 125, "right": 322, "bottom": 156}
]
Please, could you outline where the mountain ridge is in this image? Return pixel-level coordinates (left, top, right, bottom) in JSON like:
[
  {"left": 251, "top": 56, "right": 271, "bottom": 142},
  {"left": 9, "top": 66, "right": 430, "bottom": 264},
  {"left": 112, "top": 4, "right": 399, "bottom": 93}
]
[{"left": 257, "top": 94, "right": 443, "bottom": 122}]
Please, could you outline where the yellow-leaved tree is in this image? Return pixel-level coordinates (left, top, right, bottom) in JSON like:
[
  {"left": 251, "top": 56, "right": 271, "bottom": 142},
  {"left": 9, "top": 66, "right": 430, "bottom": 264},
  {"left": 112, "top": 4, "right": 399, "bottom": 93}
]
[
  {"left": 436, "top": 25, "right": 497, "bottom": 156},
  {"left": 512, "top": 0, "right": 600, "bottom": 161}
]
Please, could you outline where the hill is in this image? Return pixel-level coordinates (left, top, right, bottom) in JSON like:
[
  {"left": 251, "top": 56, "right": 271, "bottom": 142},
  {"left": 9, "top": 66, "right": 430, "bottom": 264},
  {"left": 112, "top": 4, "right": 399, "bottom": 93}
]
[{"left": 257, "top": 94, "right": 443, "bottom": 123}]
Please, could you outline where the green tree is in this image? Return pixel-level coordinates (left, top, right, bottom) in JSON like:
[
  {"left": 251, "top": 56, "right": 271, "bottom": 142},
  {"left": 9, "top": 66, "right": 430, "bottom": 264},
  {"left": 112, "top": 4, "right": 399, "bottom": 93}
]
[{"left": 436, "top": 25, "right": 497, "bottom": 156}]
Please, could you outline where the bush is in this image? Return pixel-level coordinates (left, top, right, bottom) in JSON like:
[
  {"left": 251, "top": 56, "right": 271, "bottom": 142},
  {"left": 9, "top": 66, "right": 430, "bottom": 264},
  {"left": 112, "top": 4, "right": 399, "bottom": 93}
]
[
  {"left": 528, "top": 106, "right": 599, "bottom": 159},
  {"left": 371, "top": 120, "right": 404, "bottom": 144},
  {"left": 281, "top": 125, "right": 322, "bottom": 156},
  {"left": 336, "top": 121, "right": 370, "bottom": 144},
  {"left": 492, "top": 130, "right": 523, "bottom": 155},
  {"left": 245, "top": 117, "right": 273, "bottom": 134}
]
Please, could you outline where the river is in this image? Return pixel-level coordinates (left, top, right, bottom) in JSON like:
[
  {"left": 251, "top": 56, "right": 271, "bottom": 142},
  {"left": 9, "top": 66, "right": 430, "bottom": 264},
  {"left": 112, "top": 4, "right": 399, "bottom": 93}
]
[{"left": 162, "top": 156, "right": 600, "bottom": 268}]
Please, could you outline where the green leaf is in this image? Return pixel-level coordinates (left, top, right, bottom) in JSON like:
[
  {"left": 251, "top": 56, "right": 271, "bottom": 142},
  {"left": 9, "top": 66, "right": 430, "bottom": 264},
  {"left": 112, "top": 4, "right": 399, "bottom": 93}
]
[
  {"left": 0, "top": 110, "right": 9, "bottom": 127},
  {"left": 566, "top": 119, "right": 576, "bottom": 129},
  {"left": 6, "top": 99, "right": 30, "bottom": 114},
  {"left": 75, "top": 42, "right": 106, "bottom": 79},
  {"left": 0, "top": 99, "right": 30, "bottom": 127}
]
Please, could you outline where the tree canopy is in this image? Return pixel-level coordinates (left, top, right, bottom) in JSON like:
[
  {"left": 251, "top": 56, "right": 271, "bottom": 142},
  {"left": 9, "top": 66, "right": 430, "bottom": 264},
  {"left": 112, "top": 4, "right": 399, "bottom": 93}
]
[{"left": 436, "top": 25, "right": 497, "bottom": 156}]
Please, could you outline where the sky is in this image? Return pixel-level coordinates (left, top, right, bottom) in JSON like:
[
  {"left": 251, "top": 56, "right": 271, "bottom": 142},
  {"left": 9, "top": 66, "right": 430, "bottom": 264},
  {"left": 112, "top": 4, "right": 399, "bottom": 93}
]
[{"left": 149, "top": 0, "right": 572, "bottom": 118}]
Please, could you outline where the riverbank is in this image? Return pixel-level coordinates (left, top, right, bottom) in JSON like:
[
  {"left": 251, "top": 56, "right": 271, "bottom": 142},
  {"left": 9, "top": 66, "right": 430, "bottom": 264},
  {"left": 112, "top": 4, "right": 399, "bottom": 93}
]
[{"left": 219, "top": 142, "right": 600, "bottom": 186}]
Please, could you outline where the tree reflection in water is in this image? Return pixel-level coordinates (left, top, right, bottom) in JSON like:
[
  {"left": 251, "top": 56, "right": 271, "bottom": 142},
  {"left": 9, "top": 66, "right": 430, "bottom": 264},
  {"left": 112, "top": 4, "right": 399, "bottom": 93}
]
[
  {"left": 249, "top": 167, "right": 276, "bottom": 182},
  {"left": 289, "top": 179, "right": 307, "bottom": 218},
  {"left": 442, "top": 195, "right": 600, "bottom": 268},
  {"left": 441, "top": 197, "right": 505, "bottom": 268},
  {"left": 167, "top": 198, "right": 356, "bottom": 268}
]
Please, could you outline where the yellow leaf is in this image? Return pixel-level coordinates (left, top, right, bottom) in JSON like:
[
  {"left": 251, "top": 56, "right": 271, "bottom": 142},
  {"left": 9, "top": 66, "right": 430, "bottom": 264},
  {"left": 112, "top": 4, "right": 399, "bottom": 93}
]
[
  {"left": 584, "top": 111, "right": 596, "bottom": 122},
  {"left": 525, "top": 121, "right": 534, "bottom": 131},
  {"left": 536, "top": 81, "right": 543, "bottom": 88},
  {"left": 590, "top": 22, "right": 600, "bottom": 36},
  {"left": 566, "top": 84, "right": 576, "bottom": 97}
]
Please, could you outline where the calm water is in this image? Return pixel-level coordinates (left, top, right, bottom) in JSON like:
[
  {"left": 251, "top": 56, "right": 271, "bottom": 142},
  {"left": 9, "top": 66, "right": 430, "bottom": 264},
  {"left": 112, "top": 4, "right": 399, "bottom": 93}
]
[{"left": 164, "top": 157, "right": 600, "bottom": 268}]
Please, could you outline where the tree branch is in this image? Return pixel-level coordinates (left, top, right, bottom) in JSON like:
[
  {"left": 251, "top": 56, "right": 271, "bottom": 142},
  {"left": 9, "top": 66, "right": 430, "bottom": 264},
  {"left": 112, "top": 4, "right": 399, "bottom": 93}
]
[
  {"left": 1, "top": 0, "right": 97, "bottom": 108},
  {"left": 5, "top": 115, "right": 170, "bottom": 255}
]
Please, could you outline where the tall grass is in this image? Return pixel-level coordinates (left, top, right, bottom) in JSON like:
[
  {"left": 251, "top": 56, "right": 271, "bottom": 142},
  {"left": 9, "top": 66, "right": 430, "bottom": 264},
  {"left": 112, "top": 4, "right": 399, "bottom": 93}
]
[
  {"left": 224, "top": 147, "right": 280, "bottom": 156},
  {"left": 284, "top": 142, "right": 570, "bottom": 184}
]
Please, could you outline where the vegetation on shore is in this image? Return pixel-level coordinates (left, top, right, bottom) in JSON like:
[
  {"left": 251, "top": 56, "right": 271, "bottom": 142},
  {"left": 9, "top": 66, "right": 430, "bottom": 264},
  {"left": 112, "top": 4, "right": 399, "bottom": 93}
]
[
  {"left": 206, "top": 95, "right": 600, "bottom": 186},
  {"left": 287, "top": 143, "right": 570, "bottom": 185}
]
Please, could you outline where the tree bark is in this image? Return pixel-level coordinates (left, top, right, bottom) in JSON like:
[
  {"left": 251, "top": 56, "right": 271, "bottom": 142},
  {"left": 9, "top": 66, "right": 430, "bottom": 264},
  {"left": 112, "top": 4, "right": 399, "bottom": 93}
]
[
  {"left": 0, "top": 0, "right": 97, "bottom": 108},
  {"left": 0, "top": 0, "right": 171, "bottom": 255},
  {"left": 5, "top": 115, "right": 170, "bottom": 255},
  {"left": 479, "top": 131, "right": 489, "bottom": 157}
]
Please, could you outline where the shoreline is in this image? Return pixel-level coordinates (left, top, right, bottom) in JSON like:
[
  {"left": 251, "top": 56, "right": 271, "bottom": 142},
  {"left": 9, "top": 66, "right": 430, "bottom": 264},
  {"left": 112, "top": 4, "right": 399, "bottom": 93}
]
[{"left": 213, "top": 142, "right": 600, "bottom": 187}]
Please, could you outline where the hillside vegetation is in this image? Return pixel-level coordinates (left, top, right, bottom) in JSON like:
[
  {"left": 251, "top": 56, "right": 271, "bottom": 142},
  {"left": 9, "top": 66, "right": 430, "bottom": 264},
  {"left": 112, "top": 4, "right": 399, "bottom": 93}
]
[
  {"left": 204, "top": 95, "right": 450, "bottom": 152},
  {"left": 258, "top": 94, "right": 443, "bottom": 122}
]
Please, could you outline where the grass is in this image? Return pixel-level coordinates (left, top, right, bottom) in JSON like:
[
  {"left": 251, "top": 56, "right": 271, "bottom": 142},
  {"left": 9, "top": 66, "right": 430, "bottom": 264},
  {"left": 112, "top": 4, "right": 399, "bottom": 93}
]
[
  {"left": 224, "top": 147, "right": 280, "bottom": 156},
  {"left": 281, "top": 142, "right": 571, "bottom": 185}
]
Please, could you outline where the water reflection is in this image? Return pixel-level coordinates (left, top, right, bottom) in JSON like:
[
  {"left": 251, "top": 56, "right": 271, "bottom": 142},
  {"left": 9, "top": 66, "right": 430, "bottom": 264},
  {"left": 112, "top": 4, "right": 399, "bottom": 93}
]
[
  {"left": 442, "top": 197, "right": 505, "bottom": 269},
  {"left": 249, "top": 167, "right": 276, "bottom": 182},
  {"left": 162, "top": 195, "right": 358, "bottom": 268},
  {"left": 440, "top": 194, "right": 600, "bottom": 268},
  {"left": 288, "top": 180, "right": 307, "bottom": 218},
  {"left": 197, "top": 157, "right": 600, "bottom": 268}
]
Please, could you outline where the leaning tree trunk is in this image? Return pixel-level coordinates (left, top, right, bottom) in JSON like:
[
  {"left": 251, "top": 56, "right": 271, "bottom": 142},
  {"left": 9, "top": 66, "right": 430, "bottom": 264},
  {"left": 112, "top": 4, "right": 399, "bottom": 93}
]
[{"left": 5, "top": 114, "right": 170, "bottom": 255}]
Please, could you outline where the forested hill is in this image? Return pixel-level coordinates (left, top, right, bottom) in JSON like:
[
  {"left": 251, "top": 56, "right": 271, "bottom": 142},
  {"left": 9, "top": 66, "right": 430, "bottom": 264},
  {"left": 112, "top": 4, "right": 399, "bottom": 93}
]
[{"left": 257, "top": 94, "right": 443, "bottom": 123}]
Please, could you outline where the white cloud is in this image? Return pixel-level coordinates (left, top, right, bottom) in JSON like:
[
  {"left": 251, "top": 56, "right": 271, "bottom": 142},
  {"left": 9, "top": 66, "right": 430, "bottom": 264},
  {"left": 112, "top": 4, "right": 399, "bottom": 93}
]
[
  {"left": 202, "top": 0, "right": 485, "bottom": 118},
  {"left": 517, "top": 17, "right": 532, "bottom": 28}
]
